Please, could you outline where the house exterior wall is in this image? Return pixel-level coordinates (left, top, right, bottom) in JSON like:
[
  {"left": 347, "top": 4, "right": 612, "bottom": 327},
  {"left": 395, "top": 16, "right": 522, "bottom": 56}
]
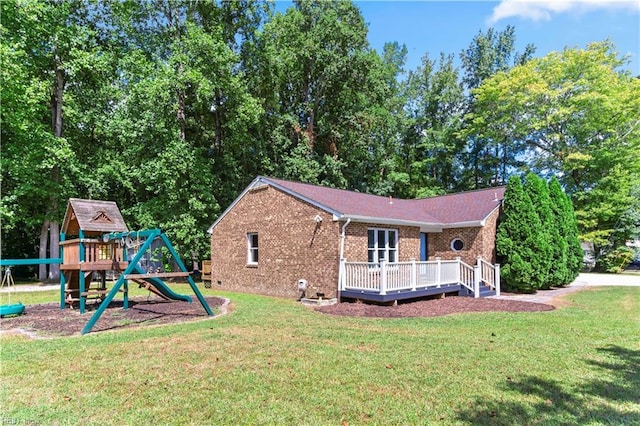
[
  {"left": 428, "top": 207, "right": 500, "bottom": 265},
  {"left": 210, "top": 185, "right": 341, "bottom": 299},
  {"left": 210, "top": 183, "right": 502, "bottom": 300},
  {"left": 342, "top": 222, "right": 421, "bottom": 262}
]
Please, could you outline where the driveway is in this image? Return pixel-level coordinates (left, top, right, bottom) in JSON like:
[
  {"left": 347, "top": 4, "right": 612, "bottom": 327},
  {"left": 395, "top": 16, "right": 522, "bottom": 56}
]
[
  {"left": 572, "top": 272, "right": 640, "bottom": 287},
  {"left": 492, "top": 272, "right": 639, "bottom": 304}
]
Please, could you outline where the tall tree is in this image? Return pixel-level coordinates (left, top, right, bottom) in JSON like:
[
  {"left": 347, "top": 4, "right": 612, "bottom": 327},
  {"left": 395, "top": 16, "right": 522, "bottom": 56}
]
[
  {"left": 400, "top": 52, "right": 465, "bottom": 197},
  {"left": 548, "top": 177, "right": 582, "bottom": 284},
  {"left": 459, "top": 26, "right": 535, "bottom": 189},
  {"left": 1, "top": 0, "right": 95, "bottom": 280},
  {"left": 467, "top": 41, "right": 640, "bottom": 258},
  {"left": 253, "top": 0, "right": 391, "bottom": 190},
  {"left": 97, "top": 0, "right": 264, "bottom": 259}
]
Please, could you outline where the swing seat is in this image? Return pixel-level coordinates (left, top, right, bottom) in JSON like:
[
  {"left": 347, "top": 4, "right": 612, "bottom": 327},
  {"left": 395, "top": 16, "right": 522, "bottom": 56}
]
[{"left": 0, "top": 302, "right": 25, "bottom": 318}]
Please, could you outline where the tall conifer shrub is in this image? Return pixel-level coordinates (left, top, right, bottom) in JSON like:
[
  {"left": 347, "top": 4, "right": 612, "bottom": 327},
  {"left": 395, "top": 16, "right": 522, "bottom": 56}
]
[
  {"left": 524, "top": 173, "right": 555, "bottom": 289},
  {"left": 497, "top": 175, "right": 547, "bottom": 292},
  {"left": 548, "top": 177, "right": 570, "bottom": 286},
  {"left": 561, "top": 183, "right": 583, "bottom": 282}
]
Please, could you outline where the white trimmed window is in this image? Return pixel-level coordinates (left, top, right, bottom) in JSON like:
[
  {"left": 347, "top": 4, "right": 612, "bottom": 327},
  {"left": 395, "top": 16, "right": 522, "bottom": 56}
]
[
  {"left": 368, "top": 228, "right": 398, "bottom": 263},
  {"left": 247, "top": 233, "right": 259, "bottom": 265}
]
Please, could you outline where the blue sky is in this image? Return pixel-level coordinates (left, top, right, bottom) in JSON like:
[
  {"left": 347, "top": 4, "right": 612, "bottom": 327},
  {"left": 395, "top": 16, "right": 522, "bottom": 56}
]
[{"left": 276, "top": 0, "right": 640, "bottom": 76}]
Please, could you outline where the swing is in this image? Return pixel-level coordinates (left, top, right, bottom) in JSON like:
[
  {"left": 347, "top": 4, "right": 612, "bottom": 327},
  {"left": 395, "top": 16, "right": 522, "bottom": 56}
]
[{"left": 0, "top": 267, "right": 25, "bottom": 317}]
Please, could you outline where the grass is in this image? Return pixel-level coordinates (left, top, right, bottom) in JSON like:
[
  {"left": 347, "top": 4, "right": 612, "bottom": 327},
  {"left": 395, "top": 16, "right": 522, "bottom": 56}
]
[{"left": 1, "top": 285, "right": 639, "bottom": 425}]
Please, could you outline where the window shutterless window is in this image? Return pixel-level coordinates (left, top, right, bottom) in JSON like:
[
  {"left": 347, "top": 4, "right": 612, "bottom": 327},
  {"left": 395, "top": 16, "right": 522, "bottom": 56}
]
[
  {"left": 367, "top": 228, "right": 398, "bottom": 263},
  {"left": 450, "top": 238, "right": 464, "bottom": 252},
  {"left": 247, "top": 233, "right": 258, "bottom": 264}
]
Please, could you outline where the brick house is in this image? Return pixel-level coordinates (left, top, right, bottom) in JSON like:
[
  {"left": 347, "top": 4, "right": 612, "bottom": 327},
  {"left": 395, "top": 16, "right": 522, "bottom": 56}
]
[{"left": 208, "top": 176, "right": 504, "bottom": 301}]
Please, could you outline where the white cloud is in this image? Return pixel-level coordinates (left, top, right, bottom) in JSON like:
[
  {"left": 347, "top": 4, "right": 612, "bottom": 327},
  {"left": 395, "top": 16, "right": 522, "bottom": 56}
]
[{"left": 488, "top": 0, "right": 640, "bottom": 24}]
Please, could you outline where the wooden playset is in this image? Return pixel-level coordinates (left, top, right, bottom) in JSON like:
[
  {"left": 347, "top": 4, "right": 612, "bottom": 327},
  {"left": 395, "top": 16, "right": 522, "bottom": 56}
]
[{"left": 0, "top": 198, "right": 213, "bottom": 334}]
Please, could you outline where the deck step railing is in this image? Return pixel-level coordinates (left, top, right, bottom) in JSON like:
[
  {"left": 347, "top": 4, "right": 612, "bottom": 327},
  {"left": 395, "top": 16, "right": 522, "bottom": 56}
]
[
  {"left": 478, "top": 258, "right": 501, "bottom": 296},
  {"left": 340, "top": 257, "right": 500, "bottom": 298}
]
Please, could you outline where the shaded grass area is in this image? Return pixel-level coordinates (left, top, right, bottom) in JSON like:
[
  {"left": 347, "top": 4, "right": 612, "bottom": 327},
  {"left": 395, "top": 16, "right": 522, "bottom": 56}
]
[{"left": 1, "top": 287, "right": 638, "bottom": 425}]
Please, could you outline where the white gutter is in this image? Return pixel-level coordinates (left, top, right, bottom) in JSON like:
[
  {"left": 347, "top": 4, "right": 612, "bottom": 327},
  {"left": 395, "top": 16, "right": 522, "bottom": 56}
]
[
  {"left": 339, "top": 218, "right": 351, "bottom": 262},
  {"left": 333, "top": 214, "right": 443, "bottom": 232},
  {"left": 337, "top": 218, "right": 351, "bottom": 300},
  {"left": 441, "top": 220, "right": 485, "bottom": 229}
]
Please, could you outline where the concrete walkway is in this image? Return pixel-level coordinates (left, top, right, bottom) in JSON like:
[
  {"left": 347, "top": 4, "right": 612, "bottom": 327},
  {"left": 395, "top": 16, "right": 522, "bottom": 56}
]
[
  {"left": 0, "top": 283, "right": 59, "bottom": 293},
  {"left": 492, "top": 272, "right": 640, "bottom": 304}
]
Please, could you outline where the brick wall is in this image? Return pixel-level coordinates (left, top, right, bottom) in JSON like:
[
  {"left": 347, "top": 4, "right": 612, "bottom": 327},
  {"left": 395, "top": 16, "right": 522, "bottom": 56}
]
[
  {"left": 210, "top": 185, "right": 502, "bottom": 299},
  {"left": 210, "top": 185, "right": 341, "bottom": 299},
  {"left": 342, "top": 222, "right": 421, "bottom": 262},
  {"left": 428, "top": 207, "right": 500, "bottom": 265}
]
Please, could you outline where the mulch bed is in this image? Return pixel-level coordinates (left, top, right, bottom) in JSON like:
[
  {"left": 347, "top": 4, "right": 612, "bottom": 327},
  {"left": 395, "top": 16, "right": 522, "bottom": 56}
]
[
  {"left": 0, "top": 296, "right": 227, "bottom": 338},
  {"left": 0, "top": 294, "right": 554, "bottom": 338},
  {"left": 315, "top": 296, "right": 554, "bottom": 318}
]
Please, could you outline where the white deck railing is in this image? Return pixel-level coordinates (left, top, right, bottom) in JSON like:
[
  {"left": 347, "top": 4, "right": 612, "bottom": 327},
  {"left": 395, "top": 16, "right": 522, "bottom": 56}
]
[
  {"left": 478, "top": 258, "right": 501, "bottom": 296},
  {"left": 339, "top": 257, "right": 500, "bottom": 298}
]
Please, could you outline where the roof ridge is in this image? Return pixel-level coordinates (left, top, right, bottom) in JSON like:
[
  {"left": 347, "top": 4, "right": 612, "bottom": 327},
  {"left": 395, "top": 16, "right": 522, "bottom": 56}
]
[
  {"left": 263, "top": 176, "right": 395, "bottom": 200},
  {"left": 413, "top": 185, "right": 506, "bottom": 201},
  {"left": 263, "top": 176, "right": 504, "bottom": 202}
]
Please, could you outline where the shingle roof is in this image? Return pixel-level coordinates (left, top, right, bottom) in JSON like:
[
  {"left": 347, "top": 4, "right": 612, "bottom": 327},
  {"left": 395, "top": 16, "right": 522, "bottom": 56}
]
[
  {"left": 62, "top": 198, "right": 129, "bottom": 234},
  {"left": 209, "top": 176, "right": 505, "bottom": 232}
]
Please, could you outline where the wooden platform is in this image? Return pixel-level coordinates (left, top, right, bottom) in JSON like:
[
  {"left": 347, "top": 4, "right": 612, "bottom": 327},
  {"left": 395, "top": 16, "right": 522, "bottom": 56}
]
[
  {"left": 61, "top": 261, "right": 128, "bottom": 271},
  {"left": 123, "top": 272, "right": 190, "bottom": 280}
]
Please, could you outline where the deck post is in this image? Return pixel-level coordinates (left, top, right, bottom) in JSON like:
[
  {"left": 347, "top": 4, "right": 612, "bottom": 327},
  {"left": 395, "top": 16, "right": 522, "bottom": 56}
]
[
  {"left": 338, "top": 258, "right": 346, "bottom": 292},
  {"left": 494, "top": 263, "right": 501, "bottom": 296},
  {"left": 435, "top": 257, "right": 441, "bottom": 287},
  {"left": 410, "top": 258, "right": 416, "bottom": 291},
  {"left": 473, "top": 263, "right": 481, "bottom": 298},
  {"left": 380, "top": 259, "right": 387, "bottom": 295}
]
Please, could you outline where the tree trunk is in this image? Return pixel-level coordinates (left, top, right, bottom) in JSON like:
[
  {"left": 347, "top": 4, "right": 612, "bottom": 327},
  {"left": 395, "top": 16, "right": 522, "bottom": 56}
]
[
  {"left": 214, "top": 89, "right": 222, "bottom": 153},
  {"left": 177, "top": 64, "right": 186, "bottom": 142},
  {"left": 38, "top": 220, "right": 50, "bottom": 281},
  {"left": 39, "top": 42, "right": 64, "bottom": 282},
  {"left": 48, "top": 221, "right": 60, "bottom": 281},
  {"left": 52, "top": 45, "right": 64, "bottom": 138}
]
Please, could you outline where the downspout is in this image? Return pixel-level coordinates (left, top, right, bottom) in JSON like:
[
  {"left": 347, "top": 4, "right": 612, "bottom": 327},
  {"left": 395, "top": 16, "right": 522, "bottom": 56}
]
[{"left": 337, "top": 218, "right": 351, "bottom": 301}]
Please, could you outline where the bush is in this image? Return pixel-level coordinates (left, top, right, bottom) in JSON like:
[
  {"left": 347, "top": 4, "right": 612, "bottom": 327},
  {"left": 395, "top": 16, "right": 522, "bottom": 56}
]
[{"left": 597, "top": 246, "right": 634, "bottom": 273}]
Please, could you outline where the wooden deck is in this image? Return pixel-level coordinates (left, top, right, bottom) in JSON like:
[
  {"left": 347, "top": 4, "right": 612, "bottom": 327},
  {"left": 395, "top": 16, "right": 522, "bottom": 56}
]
[{"left": 339, "top": 258, "right": 500, "bottom": 302}]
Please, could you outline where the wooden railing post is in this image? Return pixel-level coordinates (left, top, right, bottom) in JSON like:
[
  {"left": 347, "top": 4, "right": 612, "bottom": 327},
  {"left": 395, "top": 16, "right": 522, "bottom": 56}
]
[
  {"left": 473, "top": 263, "right": 481, "bottom": 298},
  {"left": 380, "top": 259, "right": 387, "bottom": 295},
  {"left": 410, "top": 258, "right": 417, "bottom": 291},
  {"left": 435, "top": 257, "right": 441, "bottom": 287},
  {"left": 495, "top": 263, "right": 501, "bottom": 296}
]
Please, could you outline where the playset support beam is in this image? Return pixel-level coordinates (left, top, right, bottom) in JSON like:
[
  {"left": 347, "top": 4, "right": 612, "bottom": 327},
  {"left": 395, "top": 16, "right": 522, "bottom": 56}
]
[
  {"left": 159, "top": 232, "right": 213, "bottom": 317},
  {"left": 81, "top": 231, "right": 159, "bottom": 334},
  {"left": 79, "top": 229, "right": 86, "bottom": 313},
  {"left": 81, "top": 228, "right": 213, "bottom": 334},
  {"left": 0, "top": 258, "right": 62, "bottom": 266},
  {"left": 60, "top": 232, "right": 66, "bottom": 309}
]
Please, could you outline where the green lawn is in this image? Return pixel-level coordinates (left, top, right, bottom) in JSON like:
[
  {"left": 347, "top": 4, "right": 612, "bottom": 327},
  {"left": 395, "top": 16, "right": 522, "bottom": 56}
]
[{"left": 1, "top": 286, "right": 638, "bottom": 425}]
